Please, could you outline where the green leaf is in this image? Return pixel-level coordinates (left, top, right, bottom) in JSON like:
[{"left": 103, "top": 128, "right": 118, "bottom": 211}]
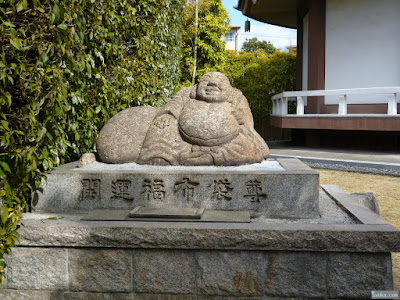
[
  {"left": 10, "top": 38, "right": 22, "bottom": 50},
  {"left": 86, "top": 109, "right": 93, "bottom": 118},
  {"left": 40, "top": 52, "right": 48, "bottom": 64},
  {"left": 16, "top": 1, "right": 24, "bottom": 12},
  {"left": 1, "top": 205, "right": 8, "bottom": 224},
  {"left": 10, "top": 28, "right": 17, "bottom": 39},
  {"left": 52, "top": 4, "right": 61, "bottom": 24},
  {"left": 0, "top": 162, "right": 11, "bottom": 173},
  {"left": 1, "top": 120, "right": 9, "bottom": 131},
  {"left": 16, "top": 0, "right": 28, "bottom": 12},
  {"left": 43, "top": 159, "right": 49, "bottom": 170},
  {"left": 7, "top": 75, "right": 14, "bottom": 85},
  {"left": 4, "top": 92, "right": 11, "bottom": 107},
  {"left": 57, "top": 23, "right": 68, "bottom": 31},
  {"left": 29, "top": 160, "right": 37, "bottom": 172},
  {"left": 2, "top": 22, "right": 15, "bottom": 28}
]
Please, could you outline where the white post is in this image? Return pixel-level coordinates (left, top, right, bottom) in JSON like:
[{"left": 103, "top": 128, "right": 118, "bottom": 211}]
[
  {"left": 296, "top": 96, "right": 304, "bottom": 115},
  {"left": 338, "top": 95, "right": 347, "bottom": 115},
  {"left": 275, "top": 99, "right": 281, "bottom": 116},
  {"left": 387, "top": 93, "right": 397, "bottom": 115},
  {"left": 272, "top": 99, "right": 277, "bottom": 115},
  {"left": 281, "top": 97, "right": 288, "bottom": 115}
]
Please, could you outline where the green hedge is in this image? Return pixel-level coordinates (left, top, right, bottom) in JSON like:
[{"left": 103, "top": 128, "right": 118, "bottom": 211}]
[
  {"left": 0, "top": 0, "right": 184, "bottom": 284},
  {"left": 224, "top": 49, "right": 297, "bottom": 118}
]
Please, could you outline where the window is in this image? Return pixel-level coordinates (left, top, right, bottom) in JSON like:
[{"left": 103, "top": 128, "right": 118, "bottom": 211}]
[{"left": 225, "top": 31, "right": 234, "bottom": 42}]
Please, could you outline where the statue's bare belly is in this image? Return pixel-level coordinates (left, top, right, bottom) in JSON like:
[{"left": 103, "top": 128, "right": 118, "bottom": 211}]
[{"left": 178, "top": 99, "right": 239, "bottom": 147}]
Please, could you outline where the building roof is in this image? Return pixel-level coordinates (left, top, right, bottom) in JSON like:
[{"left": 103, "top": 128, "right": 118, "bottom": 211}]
[{"left": 236, "top": 0, "right": 302, "bottom": 29}]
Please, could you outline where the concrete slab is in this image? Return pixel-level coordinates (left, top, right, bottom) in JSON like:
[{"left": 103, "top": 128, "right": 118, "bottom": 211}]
[
  {"left": 80, "top": 209, "right": 251, "bottom": 223},
  {"left": 128, "top": 206, "right": 204, "bottom": 219},
  {"left": 21, "top": 187, "right": 400, "bottom": 252}
]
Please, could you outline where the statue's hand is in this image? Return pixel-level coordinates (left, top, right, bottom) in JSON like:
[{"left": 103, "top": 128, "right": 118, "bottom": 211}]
[{"left": 154, "top": 114, "right": 175, "bottom": 129}]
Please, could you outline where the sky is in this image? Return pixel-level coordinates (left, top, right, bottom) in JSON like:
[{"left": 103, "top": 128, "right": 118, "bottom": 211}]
[{"left": 222, "top": 0, "right": 297, "bottom": 51}]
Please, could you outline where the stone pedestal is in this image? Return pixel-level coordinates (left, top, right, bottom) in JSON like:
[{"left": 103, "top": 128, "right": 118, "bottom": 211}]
[
  {"left": 33, "top": 159, "right": 319, "bottom": 218},
  {"left": 2, "top": 184, "right": 399, "bottom": 299}
]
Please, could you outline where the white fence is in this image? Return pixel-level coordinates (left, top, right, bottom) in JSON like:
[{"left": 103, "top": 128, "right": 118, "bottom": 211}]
[{"left": 271, "top": 87, "right": 400, "bottom": 116}]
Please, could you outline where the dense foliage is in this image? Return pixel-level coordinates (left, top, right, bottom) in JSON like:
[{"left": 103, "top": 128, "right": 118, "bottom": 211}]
[
  {"left": 242, "top": 37, "right": 276, "bottom": 56},
  {"left": 0, "top": 0, "right": 184, "bottom": 284},
  {"left": 223, "top": 50, "right": 296, "bottom": 118},
  {"left": 180, "top": 0, "right": 230, "bottom": 86}
]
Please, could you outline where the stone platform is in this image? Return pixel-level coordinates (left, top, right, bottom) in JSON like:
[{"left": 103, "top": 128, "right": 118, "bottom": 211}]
[
  {"left": 33, "top": 158, "right": 319, "bottom": 218},
  {"left": 2, "top": 185, "right": 399, "bottom": 300}
]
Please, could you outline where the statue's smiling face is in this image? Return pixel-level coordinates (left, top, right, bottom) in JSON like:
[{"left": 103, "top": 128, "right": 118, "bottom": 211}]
[{"left": 196, "top": 72, "right": 231, "bottom": 103}]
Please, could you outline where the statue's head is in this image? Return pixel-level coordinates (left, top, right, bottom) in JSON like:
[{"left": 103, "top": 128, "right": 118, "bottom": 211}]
[{"left": 193, "top": 72, "right": 231, "bottom": 103}]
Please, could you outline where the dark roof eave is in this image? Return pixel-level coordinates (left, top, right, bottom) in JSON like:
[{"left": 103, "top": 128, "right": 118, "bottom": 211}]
[{"left": 236, "top": 0, "right": 299, "bottom": 29}]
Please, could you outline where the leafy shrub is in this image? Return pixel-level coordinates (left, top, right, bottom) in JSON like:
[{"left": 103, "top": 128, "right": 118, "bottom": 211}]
[
  {"left": 0, "top": 0, "right": 184, "bottom": 284},
  {"left": 242, "top": 37, "right": 276, "bottom": 56},
  {"left": 224, "top": 49, "right": 296, "bottom": 118},
  {"left": 180, "top": 0, "right": 229, "bottom": 87}
]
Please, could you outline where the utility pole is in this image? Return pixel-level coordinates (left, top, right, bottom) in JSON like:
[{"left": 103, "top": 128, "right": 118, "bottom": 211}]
[{"left": 191, "top": 0, "right": 198, "bottom": 85}]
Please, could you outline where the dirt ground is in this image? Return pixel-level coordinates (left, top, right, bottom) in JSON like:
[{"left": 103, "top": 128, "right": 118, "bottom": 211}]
[{"left": 316, "top": 169, "right": 400, "bottom": 290}]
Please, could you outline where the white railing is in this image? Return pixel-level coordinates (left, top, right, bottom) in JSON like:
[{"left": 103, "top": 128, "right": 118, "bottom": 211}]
[{"left": 271, "top": 87, "right": 400, "bottom": 116}]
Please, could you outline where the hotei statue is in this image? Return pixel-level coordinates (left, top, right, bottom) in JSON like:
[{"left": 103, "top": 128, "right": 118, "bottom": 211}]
[{"left": 96, "top": 72, "right": 269, "bottom": 165}]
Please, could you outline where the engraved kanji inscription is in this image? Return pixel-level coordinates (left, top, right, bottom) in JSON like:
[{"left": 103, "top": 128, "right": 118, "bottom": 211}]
[
  {"left": 81, "top": 179, "right": 101, "bottom": 201},
  {"left": 210, "top": 179, "right": 233, "bottom": 201},
  {"left": 244, "top": 180, "right": 267, "bottom": 203},
  {"left": 174, "top": 178, "right": 199, "bottom": 201},
  {"left": 142, "top": 179, "right": 165, "bottom": 201},
  {"left": 111, "top": 180, "right": 133, "bottom": 201}
]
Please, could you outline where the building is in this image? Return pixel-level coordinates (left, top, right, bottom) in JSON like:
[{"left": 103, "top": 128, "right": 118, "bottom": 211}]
[
  {"left": 224, "top": 25, "right": 241, "bottom": 53},
  {"left": 237, "top": 0, "right": 400, "bottom": 150}
]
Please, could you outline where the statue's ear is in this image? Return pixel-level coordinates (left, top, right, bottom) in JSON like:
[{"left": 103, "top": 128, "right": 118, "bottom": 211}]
[{"left": 189, "top": 85, "right": 197, "bottom": 99}]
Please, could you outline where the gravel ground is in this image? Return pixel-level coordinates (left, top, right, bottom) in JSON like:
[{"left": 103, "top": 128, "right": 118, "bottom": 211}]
[{"left": 270, "top": 155, "right": 400, "bottom": 176}]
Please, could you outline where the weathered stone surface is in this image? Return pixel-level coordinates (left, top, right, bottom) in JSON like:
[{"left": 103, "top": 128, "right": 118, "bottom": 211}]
[
  {"left": 96, "top": 106, "right": 159, "bottom": 164},
  {"left": 351, "top": 192, "right": 380, "bottom": 215},
  {"left": 63, "top": 292, "right": 110, "bottom": 300},
  {"left": 1, "top": 250, "right": 396, "bottom": 299},
  {"left": 197, "top": 251, "right": 264, "bottom": 296},
  {"left": 33, "top": 159, "right": 319, "bottom": 219},
  {"left": 97, "top": 72, "right": 269, "bottom": 166},
  {"left": 322, "top": 185, "right": 390, "bottom": 225},
  {"left": 81, "top": 208, "right": 251, "bottom": 223},
  {"left": 16, "top": 217, "right": 400, "bottom": 253},
  {"left": 110, "top": 294, "right": 165, "bottom": 300},
  {"left": 6, "top": 248, "right": 67, "bottom": 290},
  {"left": 111, "top": 295, "right": 196, "bottom": 300},
  {"left": 69, "top": 249, "right": 131, "bottom": 292},
  {"left": 191, "top": 297, "right": 223, "bottom": 300},
  {"left": 78, "top": 153, "right": 96, "bottom": 168},
  {"left": 265, "top": 252, "right": 327, "bottom": 298},
  {"left": 132, "top": 250, "right": 196, "bottom": 294},
  {"left": 0, "top": 290, "right": 64, "bottom": 300},
  {"left": 328, "top": 252, "right": 393, "bottom": 299}
]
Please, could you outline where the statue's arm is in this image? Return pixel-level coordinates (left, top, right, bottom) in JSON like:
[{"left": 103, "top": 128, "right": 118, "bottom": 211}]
[
  {"left": 162, "top": 87, "right": 192, "bottom": 119},
  {"left": 232, "top": 90, "right": 254, "bottom": 128},
  {"left": 152, "top": 87, "right": 192, "bottom": 129}
]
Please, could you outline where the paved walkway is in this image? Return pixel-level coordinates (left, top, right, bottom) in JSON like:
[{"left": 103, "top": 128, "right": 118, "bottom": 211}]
[{"left": 269, "top": 145, "right": 400, "bottom": 176}]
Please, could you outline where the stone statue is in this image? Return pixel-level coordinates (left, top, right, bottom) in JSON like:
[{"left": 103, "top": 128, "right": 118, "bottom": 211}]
[{"left": 96, "top": 72, "right": 269, "bottom": 165}]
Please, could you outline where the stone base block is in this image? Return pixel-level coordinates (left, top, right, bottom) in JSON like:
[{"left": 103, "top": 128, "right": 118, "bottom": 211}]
[
  {"left": 4, "top": 185, "right": 398, "bottom": 299},
  {"left": 2, "top": 248, "right": 393, "bottom": 299},
  {"left": 33, "top": 158, "right": 319, "bottom": 218}
]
